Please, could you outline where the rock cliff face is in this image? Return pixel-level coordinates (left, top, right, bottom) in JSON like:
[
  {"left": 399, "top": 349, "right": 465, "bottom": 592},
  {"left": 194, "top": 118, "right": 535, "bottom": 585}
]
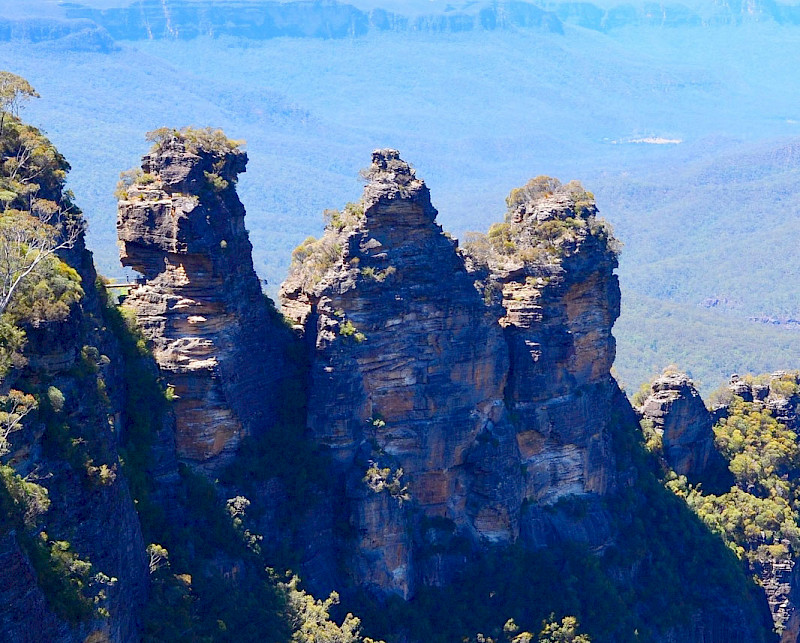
[
  {"left": 281, "top": 150, "right": 519, "bottom": 596},
  {"left": 0, "top": 219, "right": 148, "bottom": 642},
  {"left": 638, "top": 370, "right": 717, "bottom": 482},
  {"left": 280, "top": 154, "right": 627, "bottom": 596},
  {"left": 278, "top": 158, "right": 775, "bottom": 640},
  {"left": 476, "top": 180, "right": 621, "bottom": 512},
  {"left": 117, "top": 131, "right": 288, "bottom": 471}
]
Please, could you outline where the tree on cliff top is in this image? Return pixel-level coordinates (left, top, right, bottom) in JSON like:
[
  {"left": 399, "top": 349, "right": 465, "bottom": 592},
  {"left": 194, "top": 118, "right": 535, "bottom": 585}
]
[
  {"left": 0, "top": 74, "right": 84, "bottom": 376},
  {"left": 145, "top": 126, "right": 245, "bottom": 155},
  {"left": 0, "top": 72, "right": 39, "bottom": 137}
]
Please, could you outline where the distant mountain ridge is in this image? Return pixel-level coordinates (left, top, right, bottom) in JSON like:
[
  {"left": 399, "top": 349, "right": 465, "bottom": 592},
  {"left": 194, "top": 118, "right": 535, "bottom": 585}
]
[
  {"left": 1, "top": 0, "right": 798, "bottom": 45},
  {"left": 2, "top": 0, "right": 562, "bottom": 43}
]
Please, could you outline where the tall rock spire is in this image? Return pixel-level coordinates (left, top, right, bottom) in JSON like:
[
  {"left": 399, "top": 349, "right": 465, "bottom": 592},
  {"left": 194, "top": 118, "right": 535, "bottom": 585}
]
[{"left": 117, "top": 128, "right": 288, "bottom": 471}]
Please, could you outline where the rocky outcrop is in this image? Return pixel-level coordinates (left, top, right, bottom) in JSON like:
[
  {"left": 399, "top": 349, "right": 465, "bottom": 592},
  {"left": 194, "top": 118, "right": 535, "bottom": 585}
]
[
  {"left": 280, "top": 158, "right": 774, "bottom": 640},
  {"left": 727, "top": 372, "right": 800, "bottom": 433},
  {"left": 281, "top": 156, "right": 632, "bottom": 597},
  {"left": 117, "top": 130, "right": 289, "bottom": 471},
  {"left": 281, "top": 150, "right": 520, "bottom": 596},
  {"left": 472, "top": 179, "right": 622, "bottom": 514},
  {"left": 638, "top": 370, "right": 717, "bottom": 482}
]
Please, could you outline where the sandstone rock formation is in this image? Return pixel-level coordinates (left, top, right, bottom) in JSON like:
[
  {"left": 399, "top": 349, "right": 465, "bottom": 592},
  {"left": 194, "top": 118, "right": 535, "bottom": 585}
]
[
  {"left": 638, "top": 370, "right": 717, "bottom": 482},
  {"left": 117, "top": 129, "right": 289, "bottom": 471},
  {"left": 280, "top": 155, "right": 627, "bottom": 596},
  {"left": 726, "top": 372, "right": 800, "bottom": 433},
  {"left": 471, "top": 177, "right": 622, "bottom": 511},
  {"left": 279, "top": 158, "right": 773, "bottom": 640},
  {"left": 281, "top": 150, "right": 520, "bottom": 596}
]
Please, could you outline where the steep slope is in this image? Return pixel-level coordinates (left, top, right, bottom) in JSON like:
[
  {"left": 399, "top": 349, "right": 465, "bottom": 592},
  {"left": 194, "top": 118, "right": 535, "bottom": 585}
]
[
  {"left": 655, "top": 371, "right": 800, "bottom": 641},
  {"left": 0, "top": 115, "right": 782, "bottom": 642},
  {"left": 0, "top": 114, "right": 148, "bottom": 642},
  {"left": 466, "top": 177, "right": 622, "bottom": 513},
  {"left": 117, "top": 128, "right": 290, "bottom": 472},
  {"left": 282, "top": 149, "right": 519, "bottom": 596}
]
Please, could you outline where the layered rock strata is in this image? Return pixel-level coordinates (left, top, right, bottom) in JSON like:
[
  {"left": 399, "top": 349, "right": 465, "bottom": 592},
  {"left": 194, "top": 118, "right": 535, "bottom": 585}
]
[
  {"left": 117, "top": 131, "right": 287, "bottom": 470},
  {"left": 471, "top": 179, "right": 622, "bottom": 512},
  {"left": 638, "top": 370, "right": 717, "bottom": 481},
  {"left": 281, "top": 150, "right": 520, "bottom": 596},
  {"left": 281, "top": 156, "right": 626, "bottom": 596}
]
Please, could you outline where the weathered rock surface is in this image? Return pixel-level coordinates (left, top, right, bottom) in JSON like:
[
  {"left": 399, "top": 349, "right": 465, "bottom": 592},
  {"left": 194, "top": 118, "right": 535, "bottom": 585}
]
[
  {"left": 726, "top": 372, "right": 800, "bottom": 433},
  {"left": 639, "top": 370, "right": 717, "bottom": 482},
  {"left": 281, "top": 150, "right": 520, "bottom": 596},
  {"left": 280, "top": 158, "right": 630, "bottom": 598},
  {"left": 480, "top": 182, "right": 622, "bottom": 514},
  {"left": 280, "top": 159, "right": 773, "bottom": 640},
  {"left": 0, "top": 216, "right": 148, "bottom": 641},
  {"left": 117, "top": 132, "right": 289, "bottom": 471}
]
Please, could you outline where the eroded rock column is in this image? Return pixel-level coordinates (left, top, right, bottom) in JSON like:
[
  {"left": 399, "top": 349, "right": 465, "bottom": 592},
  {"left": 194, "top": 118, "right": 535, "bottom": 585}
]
[{"left": 117, "top": 131, "right": 287, "bottom": 471}]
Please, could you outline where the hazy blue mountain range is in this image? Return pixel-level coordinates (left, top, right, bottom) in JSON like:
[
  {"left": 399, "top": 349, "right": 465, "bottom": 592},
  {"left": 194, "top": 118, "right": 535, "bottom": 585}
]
[{"left": 1, "top": 0, "right": 798, "bottom": 391}]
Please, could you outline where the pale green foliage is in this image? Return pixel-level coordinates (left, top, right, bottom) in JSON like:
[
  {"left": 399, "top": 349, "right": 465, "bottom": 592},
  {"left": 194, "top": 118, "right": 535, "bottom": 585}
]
[
  {"left": 631, "top": 380, "right": 652, "bottom": 407},
  {"left": 715, "top": 399, "right": 800, "bottom": 492},
  {"left": 0, "top": 315, "right": 26, "bottom": 376},
  {"left": 339, "top": 319, "right": 366, "bottom": 343},
  {"left": 769, "top": 372, "right": 799, "bottom": 398},
  {"left": 114, "top": 168, "right": 142, "bottom": 200},
  {"left": 226, "top": 495, "right": 263, "bottom": 554},
  {"left": 0, "top": 108, "right": 84, "bottom": 321},
  {"left": 290, "top": 235, "right": 343, "bottom": 290},
  {"left": 46, "top": 386, "right": 65, "bottom": 412},
  {"left": 0, "top": 389, "right": 36, "bottom": 457},
  {"left": 363, "top": 460, "right": 410, "bottom": 504},
  {"left": 146, "top": 126, "right": 245, "bottom": 155},
  {"left": 0, "top": 463, "right": 50, "bottom": 526},
  {"left": 323, "top": 202, "right": 364, "bottom": 232},
  {"left": 0, "top": 71, "right": 39, "bottom": 134},
  {"left": 463, "top": 175, "right": 619, "bottom": 273},
  {"left": 538, "top": 615, "right": 591, "bottom": 642},
  {"left": 281, "top": 575, "right": 383, "bottom": 643},
  {"left": 473, "top": 615, "right": 590, "bottom": 643},
  {"left": 505, "top": 176, "right": 563, "bottom": 211},
  {"left": 639, "top": 418, "right": 662, "bottom": 454},
  {"left": 203, "top": 171, "right": 229, "bottom": 192},
  {"left": 289, "top": 201, "right": 364, "bottom": 290},
  {"left": 85, "top": 461, "right": 117, "bottom": 486},
  {"left": 669, "top": 395, "right": 800, "bottom": 564},
  {"left": 706, "top": 383, "right": 734, "bottom": 409},
  {"left": 43, "top": 534, "right": 117, "bottom": 617},
  {"left": 2, "top": 250, "right": 83, "bottom": 324},
  {"left": 146, "top": 543, "right": 169, "bottom": 574},
  {"left": 360, "top": 265, "right": 396, "bottom": 282}
]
